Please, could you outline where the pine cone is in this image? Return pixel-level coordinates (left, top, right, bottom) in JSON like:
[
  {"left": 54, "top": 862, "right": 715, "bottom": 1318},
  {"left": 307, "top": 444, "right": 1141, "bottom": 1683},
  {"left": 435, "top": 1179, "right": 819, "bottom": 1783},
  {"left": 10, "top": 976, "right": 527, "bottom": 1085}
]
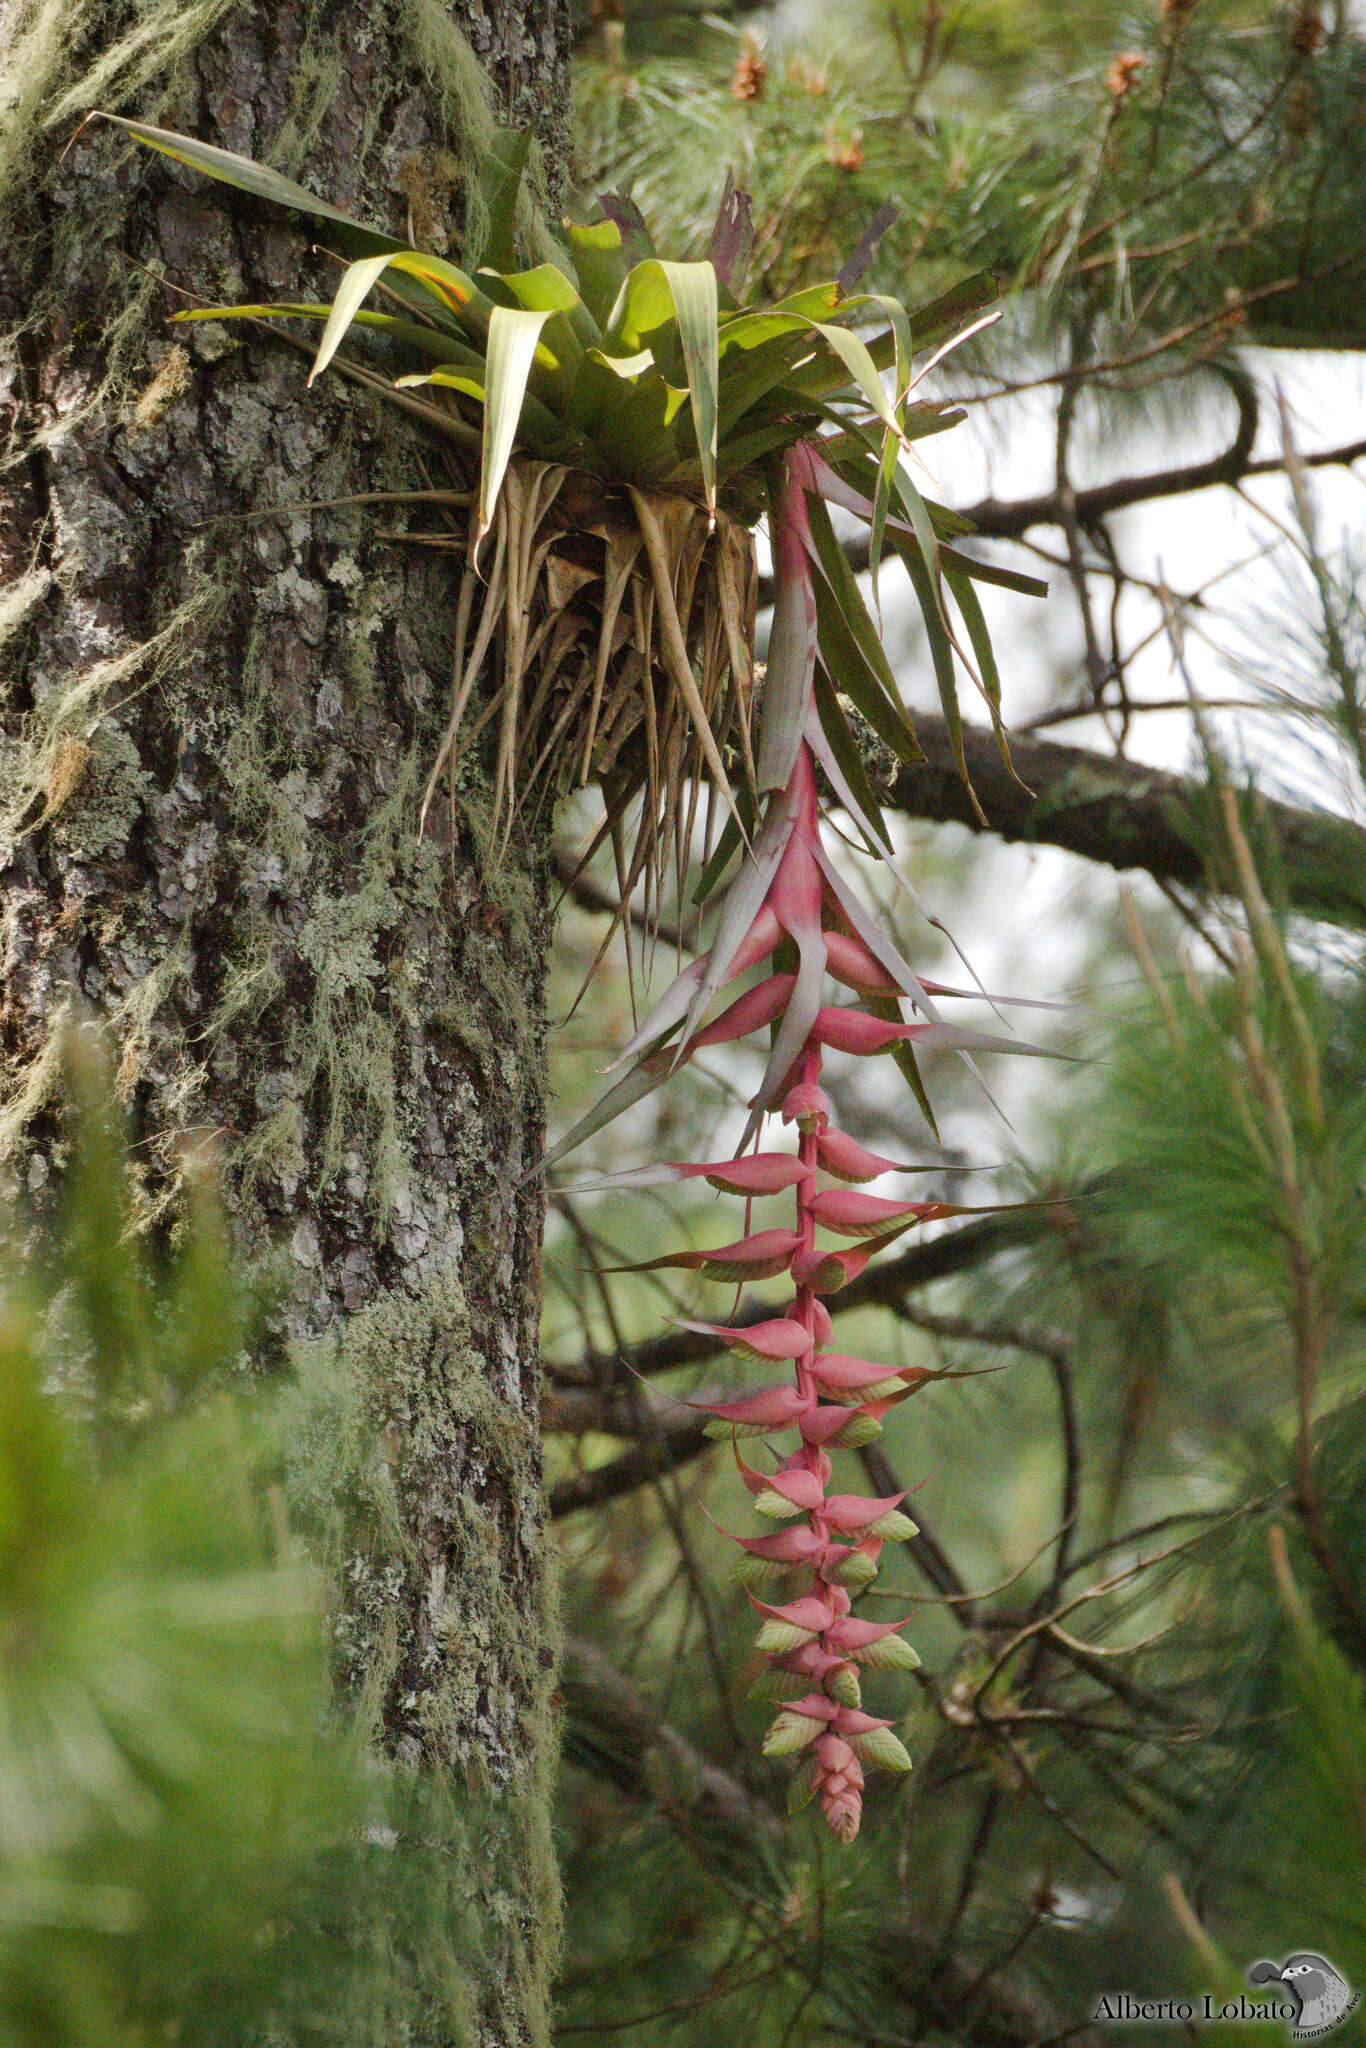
[{"left": 732, "top": 34, "right": 767, "bottom": 103}]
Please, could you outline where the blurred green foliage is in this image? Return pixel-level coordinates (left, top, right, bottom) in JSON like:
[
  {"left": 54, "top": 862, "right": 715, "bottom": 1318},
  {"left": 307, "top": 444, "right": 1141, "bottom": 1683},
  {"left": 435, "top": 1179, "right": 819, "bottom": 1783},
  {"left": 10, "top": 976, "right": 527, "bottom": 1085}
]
[{"left": 0, "top": 1038, "right": 488, "bottom": 2048}]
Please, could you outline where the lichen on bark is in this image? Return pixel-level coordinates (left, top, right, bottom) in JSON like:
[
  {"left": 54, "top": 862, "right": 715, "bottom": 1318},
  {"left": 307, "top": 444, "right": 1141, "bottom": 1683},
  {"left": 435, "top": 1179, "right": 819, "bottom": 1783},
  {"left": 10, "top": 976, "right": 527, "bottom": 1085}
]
[{"left": 0, "top": 2, "right": 572, "bottom": 2040}]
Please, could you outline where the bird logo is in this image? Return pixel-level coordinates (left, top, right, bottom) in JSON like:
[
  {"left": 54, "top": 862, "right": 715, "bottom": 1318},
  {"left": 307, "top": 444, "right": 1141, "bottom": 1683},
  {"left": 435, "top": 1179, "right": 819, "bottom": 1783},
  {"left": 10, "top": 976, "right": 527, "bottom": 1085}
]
[{"left": 1248, "top": 1954, "right": 1360, "bottom": 2040}]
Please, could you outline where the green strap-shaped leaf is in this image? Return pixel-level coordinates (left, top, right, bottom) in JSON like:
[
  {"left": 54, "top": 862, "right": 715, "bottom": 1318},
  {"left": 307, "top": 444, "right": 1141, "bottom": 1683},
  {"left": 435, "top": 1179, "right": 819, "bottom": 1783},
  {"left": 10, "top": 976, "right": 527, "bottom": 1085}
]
[
  {"left": 810, "top": 579, "right": 920, "bottom": 771},
  {"left": 606, "top": 260, "right": 719, "bottom": 518},
  {"left": 476, "top": 127, "right": 532, "bottom": 272},
  {"left": 661, "top": 262, "right": 719, "bottom": 518},
  {"left": 476, "top": 306, "right": 555, "bottom": 552},
  {"left": 564, "top": 217, "right": 629, "bottom": 327},
  {"left": 171, "top": 304, "right": 483, "bottom": 366},
  {"left": 697, "top": 419, "right": 803, "bottom": 481},
  {"left": 944, "top": 564, "right": 1007, "bottom": 737},
  {"left": 940, "top": 546, "right": 1048, "bottom": 599},
  {"left": 572, "top": 351, "right": 689, "bottom": 482},
  {"left": 804, "top": 490, "right": 920, "bottom": 760},
  {"left": 715, "top": 333, "right": 824, "bottom": 435},
  {"left": 890, "top": 465, "right": 948, "bottom": 620},
  {"left": 495, "top": 262, "right": 601, "bottom": 349},
  {"left": 716, "top": 282, "right": 844, "bottom": 356},
  {"left": 393, "top": 365, "right": 566, "bottom": 453},
  {"left": 809, "top": 321, "right": 903, "bottom": 441},
  {"left": 95, "top": 114, "right": 405, "bottom": 253},
  {"left": 309, "top": 250, "right": 499, "bottom": 386},
  {"left": 860, "top": 291, "right": 914, "bottom": 407},
  {"left": 894, "top": 533, "right": 985, "bottom": 824},
  {"left": 811, "top": 666, "right": 897, "bottom": 851},
  {"left": 868, "top": 426, "right": 899, "bottom": 625}
]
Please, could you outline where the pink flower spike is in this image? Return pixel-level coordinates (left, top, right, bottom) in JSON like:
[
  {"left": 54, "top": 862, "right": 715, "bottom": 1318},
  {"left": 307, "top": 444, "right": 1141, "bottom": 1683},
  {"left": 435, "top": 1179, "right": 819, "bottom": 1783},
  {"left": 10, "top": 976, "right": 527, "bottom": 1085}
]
[
  {"left": 785, "top": 1694, "right": 841, "bottom": 1725},
  {"left": 805, "top": 1188, "right": 938, "bottom": 1237},
  {"left": 815, "top": 1735, "right": 863, "bottom": 1778},
  {"left": 789, "top": 1246, "right": 871, "bottom": 1293},
  {"left": 724, "top": 902, "right": 787, "bottom": 982},
  {"left": 629, "top": 1227, "right": 802, "bottom": 1281},
  {"left": 750, "top": 1465, "right": 828, "bottom": 1513},
  {"left": 799, "top": 1405, "right": 865, "bottom": 1447},
  {"left": 823, "top": 1794, "right": 862, "bottom": 1842},
  {"left": 812, "top": 1007, "right": 914, "bottom": 1056},
  {"left": 733, "top": 1524, "right": 827, "bottom": 1563},
  {"left": 820, "top": 1492, "right": 907, "bottom": 1533},
  {"left": 748, "top": 1590, "right": 838, "bottom": 1634},
  {"left": 687, "top": 974, "right": 797, "bottom": 1053},
  {"left": 593, "top": 1155, "right": 810, "bottom": 1197},
  {"left": 779, "top": 1443, "right": 832, "bottom": 1484},
  {"left": 769, "top": 811, "right": 826, "bottom": 944},
  {"left": 825, "top": 1616, "right": 914, "bottom": 1653},
  {"left": 811, "top": 1299, "right": 833, "bottom": 1344},
  {"left": 676, "top": 1316, "right": 813, "bottom": 1361},
  {"left": 807, "top": 1354, "right": 907, "bottom": 1395},
  {"left": 771, "top": 1644, "right": 846, "bottom": 1685},
  {"left": 827, "top": 1707, "right": 895, "bottom": 1738},
  {"left": 782, "top": 1081, "right": 831, "bottom": 1132},
  {"left": 695, "top": 1154, "right": 811, "bottom": 1197},
  {"left": 688, "top": 1383, "right": 813, "bottom": 1429},
  {"left": 815, "top": 1129, "right": 916, "bottom": 1183},
  {"left": 823, "top": 929, "right": 898, "bottom": 996}
]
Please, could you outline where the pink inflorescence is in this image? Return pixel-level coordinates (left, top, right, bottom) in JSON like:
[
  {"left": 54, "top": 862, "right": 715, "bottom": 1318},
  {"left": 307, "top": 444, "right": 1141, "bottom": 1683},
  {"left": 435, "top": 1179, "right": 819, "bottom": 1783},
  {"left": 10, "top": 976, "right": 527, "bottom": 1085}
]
[
  {"left": 673, "top": 744, "right": 930, "bottom": 1840},
  {"left": 560, "top": 445, "right": 1034, "bottom": 1838}
]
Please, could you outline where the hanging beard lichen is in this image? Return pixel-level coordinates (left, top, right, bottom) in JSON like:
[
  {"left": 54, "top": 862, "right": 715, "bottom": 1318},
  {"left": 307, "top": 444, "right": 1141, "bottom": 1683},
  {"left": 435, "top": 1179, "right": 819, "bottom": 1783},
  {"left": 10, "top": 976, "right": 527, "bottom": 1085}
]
[{"left": 0, "top": 0, "right": 562, "bottom": 1196}]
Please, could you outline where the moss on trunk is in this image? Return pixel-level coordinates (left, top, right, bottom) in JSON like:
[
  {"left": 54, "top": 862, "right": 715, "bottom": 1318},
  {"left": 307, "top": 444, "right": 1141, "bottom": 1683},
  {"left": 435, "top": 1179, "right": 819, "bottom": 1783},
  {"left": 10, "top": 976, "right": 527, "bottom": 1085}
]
[{"left": 0, "top": 3, "right": 571, "bottom": 2040}]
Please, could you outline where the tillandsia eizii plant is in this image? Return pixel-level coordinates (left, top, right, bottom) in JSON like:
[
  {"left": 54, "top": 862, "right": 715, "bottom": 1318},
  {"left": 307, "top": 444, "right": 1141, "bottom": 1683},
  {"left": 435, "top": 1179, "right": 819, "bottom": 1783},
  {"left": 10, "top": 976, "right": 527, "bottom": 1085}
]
[{"left": 96, "top": 111, "right": 1053, "bottom": 1839}]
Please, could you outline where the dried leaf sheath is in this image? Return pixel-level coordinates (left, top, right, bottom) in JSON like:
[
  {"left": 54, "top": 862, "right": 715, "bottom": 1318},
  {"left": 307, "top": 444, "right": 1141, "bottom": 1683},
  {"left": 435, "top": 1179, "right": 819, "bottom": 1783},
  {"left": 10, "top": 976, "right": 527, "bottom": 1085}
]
[{"left": 414, "top": 460, "right": 757, "bottom": 896}]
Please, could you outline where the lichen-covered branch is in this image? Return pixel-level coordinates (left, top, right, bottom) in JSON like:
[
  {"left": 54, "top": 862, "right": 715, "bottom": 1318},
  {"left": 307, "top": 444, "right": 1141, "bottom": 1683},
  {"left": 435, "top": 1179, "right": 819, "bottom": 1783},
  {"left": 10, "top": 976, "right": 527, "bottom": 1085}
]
[{"left": 889, "top": 715, "right": 1366, "bottom": 929}]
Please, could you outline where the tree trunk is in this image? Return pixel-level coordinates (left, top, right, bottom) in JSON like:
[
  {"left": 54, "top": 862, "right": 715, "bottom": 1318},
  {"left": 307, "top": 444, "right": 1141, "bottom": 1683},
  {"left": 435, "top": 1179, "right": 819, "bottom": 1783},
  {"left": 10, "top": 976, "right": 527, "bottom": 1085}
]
[{"left": 0, "top": 3, "right": 569, "bottom": 2040}]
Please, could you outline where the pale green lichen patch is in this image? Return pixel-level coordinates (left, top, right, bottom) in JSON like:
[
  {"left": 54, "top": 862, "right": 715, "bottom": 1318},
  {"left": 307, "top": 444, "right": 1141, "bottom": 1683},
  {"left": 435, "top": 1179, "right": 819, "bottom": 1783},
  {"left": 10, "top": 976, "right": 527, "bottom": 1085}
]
[
  {"left": 282, "top": 1258, "right": 562, "bottom": 2047},
  {"left": 0, "top": 582, "right": 224, "bottom": 855},
  {"left": 48, "top": 723, "right": 149, "bottom": 857}
]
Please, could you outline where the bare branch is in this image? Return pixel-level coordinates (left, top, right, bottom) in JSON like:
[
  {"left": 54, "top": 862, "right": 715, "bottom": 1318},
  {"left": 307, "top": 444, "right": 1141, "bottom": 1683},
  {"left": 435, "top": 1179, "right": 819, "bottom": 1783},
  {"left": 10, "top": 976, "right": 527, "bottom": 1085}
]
[
  {"left": 888, "top": 717, "right": 1366, "bottom": 930},
  {"left": 548, "top": 1416, "right": 713, "bottom": 1518}
]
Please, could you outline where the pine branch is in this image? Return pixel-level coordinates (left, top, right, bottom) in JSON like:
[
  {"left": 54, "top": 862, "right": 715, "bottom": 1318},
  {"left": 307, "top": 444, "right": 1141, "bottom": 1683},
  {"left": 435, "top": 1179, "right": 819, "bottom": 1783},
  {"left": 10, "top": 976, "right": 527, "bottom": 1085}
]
[
  {"left": 763, "top": 430, "right": 1366, "bottom": 600},
  {"left": 560, "top": 1636, "right": 1103, "bottom": 2048},
  {"left": 548, "top": 1209, "right": 1059, "bottom": 1394},
  {"left": 888, "top": 718, "right": 1366, "bottom": 929}
]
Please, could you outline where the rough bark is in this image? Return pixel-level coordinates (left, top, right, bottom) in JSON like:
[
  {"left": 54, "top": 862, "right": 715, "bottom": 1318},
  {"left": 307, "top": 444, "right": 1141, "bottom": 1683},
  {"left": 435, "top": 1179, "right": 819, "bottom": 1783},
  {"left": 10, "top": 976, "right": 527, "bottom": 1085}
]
[{"left": 0, "top": 3, "right": 570, "bottom": 2040}]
